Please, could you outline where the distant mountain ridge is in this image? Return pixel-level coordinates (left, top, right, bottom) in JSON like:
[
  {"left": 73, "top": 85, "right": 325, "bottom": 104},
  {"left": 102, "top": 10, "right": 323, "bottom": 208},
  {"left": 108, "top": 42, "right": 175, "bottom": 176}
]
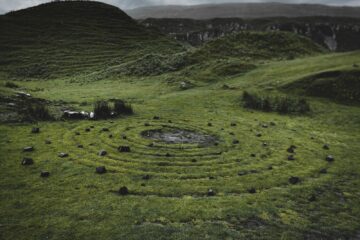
[{"left": 127, "top": 2, "right": 360, "bottom": 19}]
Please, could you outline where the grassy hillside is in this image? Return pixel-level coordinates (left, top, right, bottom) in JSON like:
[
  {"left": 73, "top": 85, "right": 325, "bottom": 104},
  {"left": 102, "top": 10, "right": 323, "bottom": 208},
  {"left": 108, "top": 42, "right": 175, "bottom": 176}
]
[
  {"left": 0, "top": 1, "right": 183, "bottom": 79},
  {"left": 0, "top": 2, "right": 360, "bottom": 240}
]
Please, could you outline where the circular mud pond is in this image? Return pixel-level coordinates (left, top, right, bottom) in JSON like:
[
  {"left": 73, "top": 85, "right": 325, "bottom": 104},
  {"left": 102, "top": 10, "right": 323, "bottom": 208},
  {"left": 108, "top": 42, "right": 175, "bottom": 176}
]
[{"left": 141, "top": 127, "right": 218, "bottom": 145}]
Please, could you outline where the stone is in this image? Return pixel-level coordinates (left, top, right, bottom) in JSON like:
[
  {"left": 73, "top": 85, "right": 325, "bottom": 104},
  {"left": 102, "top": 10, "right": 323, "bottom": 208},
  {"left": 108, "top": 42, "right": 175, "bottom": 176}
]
[
  {"left": 262, "top": 142, "right": 268, "bottom": 147},
  {"left": 40, "top": 171, "right": 50, "bottom": 178},
  {"left": 287, "top": 145, "right": 297, "bottom": 153},
  {"left": 231, "top": 122, "right": 237, "bottom": 127},
  {"left": 270, "top": 122, "right": 276, "bottom": 126},
  {"left": 250, "top": 153, "right": 256, "bottom": 157},
  {"left": 77, "top": 144, "right": 84, "bottom": 148},
  {"left": 326, "top": 155, "right": 334, "bottom": 162},
  {"left": 90, "top": 126, "right": 95, "bottom": 129},
  {"left": 148, "top": 143, "right": 154, "bottom": 147},
  {"left": 262, "top": 124, "right": 268, "bottom": 128},
  {"left": 58, "top": 152, "right": 69, "bottom": 158},
  {"left": 320, "top": 168, "right": 327, "bottom": 174},
  {"left": 109, "top": 134, "right": 113, "bottom": 138},
  {"left": 118, "top": 186, "right": 129, "bottom": 195},
  {"left": 75, "top": 132, "right": 80, "bottom": 136},
  {"left": 238, "top": 171, "right": 248, "bottom": 176},
  {"left": 168, "top": 120, "right": 172, "bottom": 123},
  {"left": 101, "top": 128, "right": 109, "bottom": 132},
  {"left": 122, "top": 135, "right": 127, "bottom": 140},
  {"left": 142, "top": 175, "right": 151, "bottom": 180},
  {"left": 288, "top": 155, "right": 295, "bottom": 161},
  {"left": 144, "top": 123, "right": 150, "bottom": 127},
  {"left": 207, "top": 189, "right": 216, "bottom": 196},
  {"left": 21, "top": 157, "right": 33, "bottom": 165},
  {"left": 23, "top": 146, "right": 34, "bottom": 152},
  {"left": 85, "top": 128, "right": 90, "bottom": 132},
  {"left": 323, "top": 144, "right": 330, "bottom": 150},
  {"left": 118, "top": 146, "right": 131, "bottom": 153},
  {"left": 208, "top": 122, "right": 212, "bottom": 127},
  {"left": 308, "top": 195, "right": 317, "bottom": 202},
  {"left": 165, "top": 153, "right": 172, "bottom": 157},
  {"left": 96, "top": 166, "right": 107, "bottom": 174},
  {"left": 256, "top": 133, "right": 262, "bottom": 137},
  {"left": 229, "top": 132, "right": 235, "bottom": 136},
  {"left": 153, "top": 116, "right": 160, "bottom": 120},
  {"left": 289, "top": 176, "right": 300, "bottom": 184},
  {"left": 268, "top": 165, "right": 273, "bottom": 170},
  {"left": 248, "top": 188, "right": 256, "bottom": 194},
  {"left": 232, "top": 140, "right": 239, "bottom": 144},
  {"left": 353, "top": 63, "right": 359, "bottom": 68},
  {"left": 45, "top": 140, "right": 52, "bottom": 144},
  {"left": 31, "top": 128, "right": 40, "bottom": 134},
  {"left": 191, "top": 159, "right": 197, "bottom": 163},
  {"left": 99, "top": 150, "right": 107, "bottom": 156}
]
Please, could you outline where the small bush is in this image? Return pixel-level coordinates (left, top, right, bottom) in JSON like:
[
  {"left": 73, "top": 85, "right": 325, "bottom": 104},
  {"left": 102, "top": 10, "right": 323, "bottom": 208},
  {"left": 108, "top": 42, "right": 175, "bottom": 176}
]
[
  {"left": 5, "top": 82, "right": 19, "bottom": 88},
  {"left": 113, "top": 100, "right": 133, "bottom": 115},
  {"left": 242, "top": 91, "right": 310, "bottom": 114},
  {"left": 20, "top": 103, "right": 52, "bottom": 121},
  {"left": 94, "top": 100, "right": 133, "bottom": 119},
  {"left": 94, "top": 101, "right": 112, "bottom": 119}
]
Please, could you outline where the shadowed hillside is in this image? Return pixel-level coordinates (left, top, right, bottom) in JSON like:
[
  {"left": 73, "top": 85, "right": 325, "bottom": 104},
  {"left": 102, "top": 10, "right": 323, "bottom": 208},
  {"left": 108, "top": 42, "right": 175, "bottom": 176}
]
[{"left": 0, "top": 1, "right": 183, "bottom": 78}]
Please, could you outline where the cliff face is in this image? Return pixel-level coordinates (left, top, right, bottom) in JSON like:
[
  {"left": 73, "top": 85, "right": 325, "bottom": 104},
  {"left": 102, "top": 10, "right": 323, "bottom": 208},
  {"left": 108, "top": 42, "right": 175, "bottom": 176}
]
[{"left": 141, "top": 17, "right": 360, "bottom": 52}]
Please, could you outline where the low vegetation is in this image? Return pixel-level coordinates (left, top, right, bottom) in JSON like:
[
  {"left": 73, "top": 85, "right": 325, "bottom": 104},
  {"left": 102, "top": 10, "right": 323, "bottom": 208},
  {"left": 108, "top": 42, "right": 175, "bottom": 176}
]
[
  {"left": 242, "top": 91, "right": 311, "bottom": 114},
  {"left": 94, "top": 99, "right": 133, "bottom": 119}
]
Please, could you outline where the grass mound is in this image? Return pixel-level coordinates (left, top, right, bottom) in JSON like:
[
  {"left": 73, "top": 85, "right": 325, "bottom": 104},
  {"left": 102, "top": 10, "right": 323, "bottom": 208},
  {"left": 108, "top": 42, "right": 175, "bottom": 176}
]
[
  {"left": 0, "top": 1, "right": 183, "bottom": 79},
  {"left": 189, "top": 31, "right": 326, "bottom": 62},
  {"left": 283, "top": 70, "right": 360, "bottom": 104}
]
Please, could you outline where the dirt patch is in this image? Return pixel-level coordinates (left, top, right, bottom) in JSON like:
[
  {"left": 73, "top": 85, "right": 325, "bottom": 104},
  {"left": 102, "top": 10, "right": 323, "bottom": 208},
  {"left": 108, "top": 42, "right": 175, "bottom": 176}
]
[{"left": 141, "top": 127, "right": 218, "bottom": 145}]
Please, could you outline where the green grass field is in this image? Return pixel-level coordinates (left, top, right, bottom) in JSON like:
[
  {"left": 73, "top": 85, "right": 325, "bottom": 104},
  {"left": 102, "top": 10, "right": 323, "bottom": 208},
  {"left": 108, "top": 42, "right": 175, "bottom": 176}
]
[{"left": 0, "top": 1, "right": 360, "bottom": 240}]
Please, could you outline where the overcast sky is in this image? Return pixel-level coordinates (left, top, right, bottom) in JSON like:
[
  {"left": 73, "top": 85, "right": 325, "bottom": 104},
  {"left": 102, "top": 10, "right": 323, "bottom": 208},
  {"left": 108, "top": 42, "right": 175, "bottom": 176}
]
[{"left": 0, "top": 0, "right": 359, "bottom": 14}]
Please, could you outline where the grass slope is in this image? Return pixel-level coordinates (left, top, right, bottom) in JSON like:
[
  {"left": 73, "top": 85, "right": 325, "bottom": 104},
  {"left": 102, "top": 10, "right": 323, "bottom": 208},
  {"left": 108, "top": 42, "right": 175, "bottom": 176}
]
[{"left": 0, "top": 1, "right": 183, "bottom": 78}]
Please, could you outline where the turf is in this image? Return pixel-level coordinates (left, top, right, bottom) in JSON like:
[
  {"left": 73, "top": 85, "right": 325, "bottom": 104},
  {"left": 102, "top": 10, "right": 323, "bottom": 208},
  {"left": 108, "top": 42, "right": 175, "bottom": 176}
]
[{"left": 0, "top": 1, "right": 360, "bottom": 240}]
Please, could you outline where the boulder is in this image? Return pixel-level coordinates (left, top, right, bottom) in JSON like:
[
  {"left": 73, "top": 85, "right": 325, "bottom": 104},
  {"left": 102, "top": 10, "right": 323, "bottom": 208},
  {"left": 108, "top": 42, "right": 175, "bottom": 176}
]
[
  {"left": 109, "top": 134, "right": 113, "bottom": 138},
  {"left": 118, "top": 186, "right": 129, "bottom": 195},
  {"left": 262, "top": 142, "right": 268, "bottom": 147},
  {"left": 250, "top": 153, "right": 256, "bottom": 157},
  {"left": 58, "top": 152, "right": 69, "bottom": 158},
  {"left": 208, "top": 122, "right": 212, "bottom": 127},
  {"left": 238, "top": 171, "right": 248, "bottom": 176},
  {"left": 144, "top": 123, "right": 150, "bottom": 127},
  {"left": 270, "top": 122, "right": 276, "bottom": 126},
  {"left": 85, "top": 128, "right": 90, "bottom": 132},
  {"left": 122, "top": 135, "right": 127, "bottom": 140},
  {"left": 232, "top": 140, "right": 239, "bottom": 144},
  {"left": 99, "top": 150, "right": 107, "bottom": 156},
  {"left": 231, "top": 122, "right": 237, "bottom": 127},
  {"left": 323, "top": 144, "right": 330, "bottom": 150},
  {"left": 320, "top": 168, "right": 327, "bottom": 174},
  {"left": 256, "top": 133, "right": 262, "bottom": 137},
  {"left": 153, "top": 116, "right": 160, "bottom": 120},
  {"left": 288, "top": 155, "right": 295, "bottom": 161},
  {"left": 142, "top": 175, "right": 151, "bottom": 180},
  {"left": 21, "top": 157, "right": 33, "bottom": 165},
  {"left": 77, "top": 144, "right": 84, "bottom": 148},
  {"left": 287, "top": 145, "right": 297, "bottom": 153},
  {"left": 262, "top": 124, "right": 268, "bottom": 128},
  {"left": 45, "top": 140, "right": 52, "bottom": 145},
  {"left": 101, "top": 128, "right": 109, "bottom": 132},
  {"left": 289, "top": 176, "right": 300, "bottom": 184},
  {"left": 63, "top": 110, "right": 88, "bottom": 120},
  {"left": 326, "top": 155, "right": 334, "bottom": 162},
  {"left": 248, "top": 188, "right": 256, "bottom": 194},
  {"left": 31, "top": 128, "right": 40, "bottom": 134},
  {"left": 96, "top": 166, "right": 107, "bottom": 174},
  {"left": 23, "top": 146, "right": 34, "bottom": 152},
  {"left": 40, "top": 171, "right": 50, "bottom": 178},
  {"left": 207, "top": 189, "right": 216, "bottom": 196},
  {"left": 118, "top": 146, "right": 131, "bottom": 153}
]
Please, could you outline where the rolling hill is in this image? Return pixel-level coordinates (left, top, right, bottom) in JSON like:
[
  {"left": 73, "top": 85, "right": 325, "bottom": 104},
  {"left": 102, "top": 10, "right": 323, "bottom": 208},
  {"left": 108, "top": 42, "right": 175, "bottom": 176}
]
[
  {"left": 0, "top": 1, "right": 183, "bottom": 78},
  {"left": 127, "top": 2, "right": 360, "bottom": 19}
]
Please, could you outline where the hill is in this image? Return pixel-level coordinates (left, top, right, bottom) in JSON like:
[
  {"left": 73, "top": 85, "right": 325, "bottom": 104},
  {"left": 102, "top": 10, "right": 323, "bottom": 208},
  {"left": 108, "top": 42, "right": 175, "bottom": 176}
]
[
  {"left": 127, "top": 2, "right": 360, "bottom": 19},
  {"left": 0, "top": 1, "right": 183, "bottom": 78}
]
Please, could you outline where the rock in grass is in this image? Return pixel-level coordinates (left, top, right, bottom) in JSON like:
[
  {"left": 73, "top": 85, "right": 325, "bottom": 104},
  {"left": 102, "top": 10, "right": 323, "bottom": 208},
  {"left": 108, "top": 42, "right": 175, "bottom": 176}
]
[
  {"left": 207, "top": 189, "right": 216, "bottom": 196},
  {"left": 289, "top": 176, "right": 300, "bottom": 185},
  {"left": 165, "top": 153, "right": 172, "bottom": 157},
  {"left": 45, "top": 140, "right": 52, "bottom": 145},
  {"left": 287, "top": 155, "right": 295, "bottom": 161},
  {"left": 121, "top": 134, "right": 127, "bottom": 140},
  {"left": 232, "top": 140, "right": 239, "bottom": 144},
  {"left": 75, "top": 132, "right": 80, "bottom": 136},
  {"left": 262, "top": 124, "right": 268, "bottom": 128},
  {"left": 320, "top": 168, "right": 327, "bottom": 174},
  {"left": 101, "top": 128, "right": 109, "bottom": 132},
  {"left": 118, "top": 146, "right": 131, "bottom": 153},
  {"left": 248, "top": 188, "right": 256, "bottom": 194},
  {"left": 153, "top": 116, "right": 160, "bottom": 120},
  {"left": 308, "top": 195, "right": 317, "bottom": 202},
  {"left": 21, "top": 157, "right": 33, "bottom": 165},
  {"left": 77, "top": 144, "right": 84, "bottom": 148},
  {"left": 96, "top": 166, "right": 107, "bottom": 174},
  {"left": 231, "top": 122, "right": 237, "bottom": 127},
  {"left": 250, "top": 153, "right": 256, "bottom": 158},
  {"left": 99, "top": 150, "right": 107, "bottom": 156},
  {"left": 323, "top": 144, "right": 330, "bottom": 150},
  {"left": 142, "top": 175, "right": 151, "bottom": 180},
  {"left": 40, "top": 171, "right": 50, "bottom": 178},
  {"left": 208, "top": 122, "right": 212, "bottom": 127},
  {"left": 238, "top": 171, "right": 248, "bottom": 176},
  {"left": 287, "top": 145, "right": 297, "bottom": 153},
  {"left": 256, "top": 133, "right": 262, "bottom": 137},
  {"left": 262, "top": 142, "right": 268, "bottom": 147},
  {"left": 31, "top": 128, "right": 40, "bottom": 134},
  {"left": 144, "top": 123, "right": 150, "bottom": 127},
  {"left": 85, "top": 128, "right": 90, "bottom": 132},
  {"left": 326, "top": 155, "right": 334, "bottom": 162},
  {"left": 23, "top": 146, "right": 34, "bottom": 152},
  {"left": 270, "top": 122, "right": 276, "bottom": 126},
  {"left": 58, "top": 152, "right": 69, "bottom": 158},
  {"left": 118, "top": 186, "right": 129, "bottom": 195},
  {"left": 109, "top": 134, "right": 113, "bottom": 138}
]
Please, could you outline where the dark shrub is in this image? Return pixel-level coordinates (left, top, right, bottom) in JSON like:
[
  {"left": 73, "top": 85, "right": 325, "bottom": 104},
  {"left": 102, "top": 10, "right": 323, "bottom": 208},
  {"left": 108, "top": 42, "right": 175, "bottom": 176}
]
[
  {"left": 113, "top": 100, "right": 133, "bottom": 115},
  {"left": 242, "top": 91, "right": 310, "bottom": 114},
  {"left": 26, "top": 103, "right": 52, "bottom": 120},
  {"left": 94, "top": 101, "right": 111, "bottom": 119}
]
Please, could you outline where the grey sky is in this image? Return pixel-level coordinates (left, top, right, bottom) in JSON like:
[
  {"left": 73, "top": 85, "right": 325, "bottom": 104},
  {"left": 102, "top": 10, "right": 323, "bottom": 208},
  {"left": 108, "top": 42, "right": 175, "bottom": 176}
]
[{"left": 0, "top": 0, "right": 359, "bottom": 14}]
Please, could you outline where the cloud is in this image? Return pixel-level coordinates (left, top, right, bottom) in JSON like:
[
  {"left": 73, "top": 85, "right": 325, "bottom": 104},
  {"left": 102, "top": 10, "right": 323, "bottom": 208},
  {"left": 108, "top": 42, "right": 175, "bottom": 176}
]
[{"left": 0, "top": 0, "right": 359, "bottom": 14}]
